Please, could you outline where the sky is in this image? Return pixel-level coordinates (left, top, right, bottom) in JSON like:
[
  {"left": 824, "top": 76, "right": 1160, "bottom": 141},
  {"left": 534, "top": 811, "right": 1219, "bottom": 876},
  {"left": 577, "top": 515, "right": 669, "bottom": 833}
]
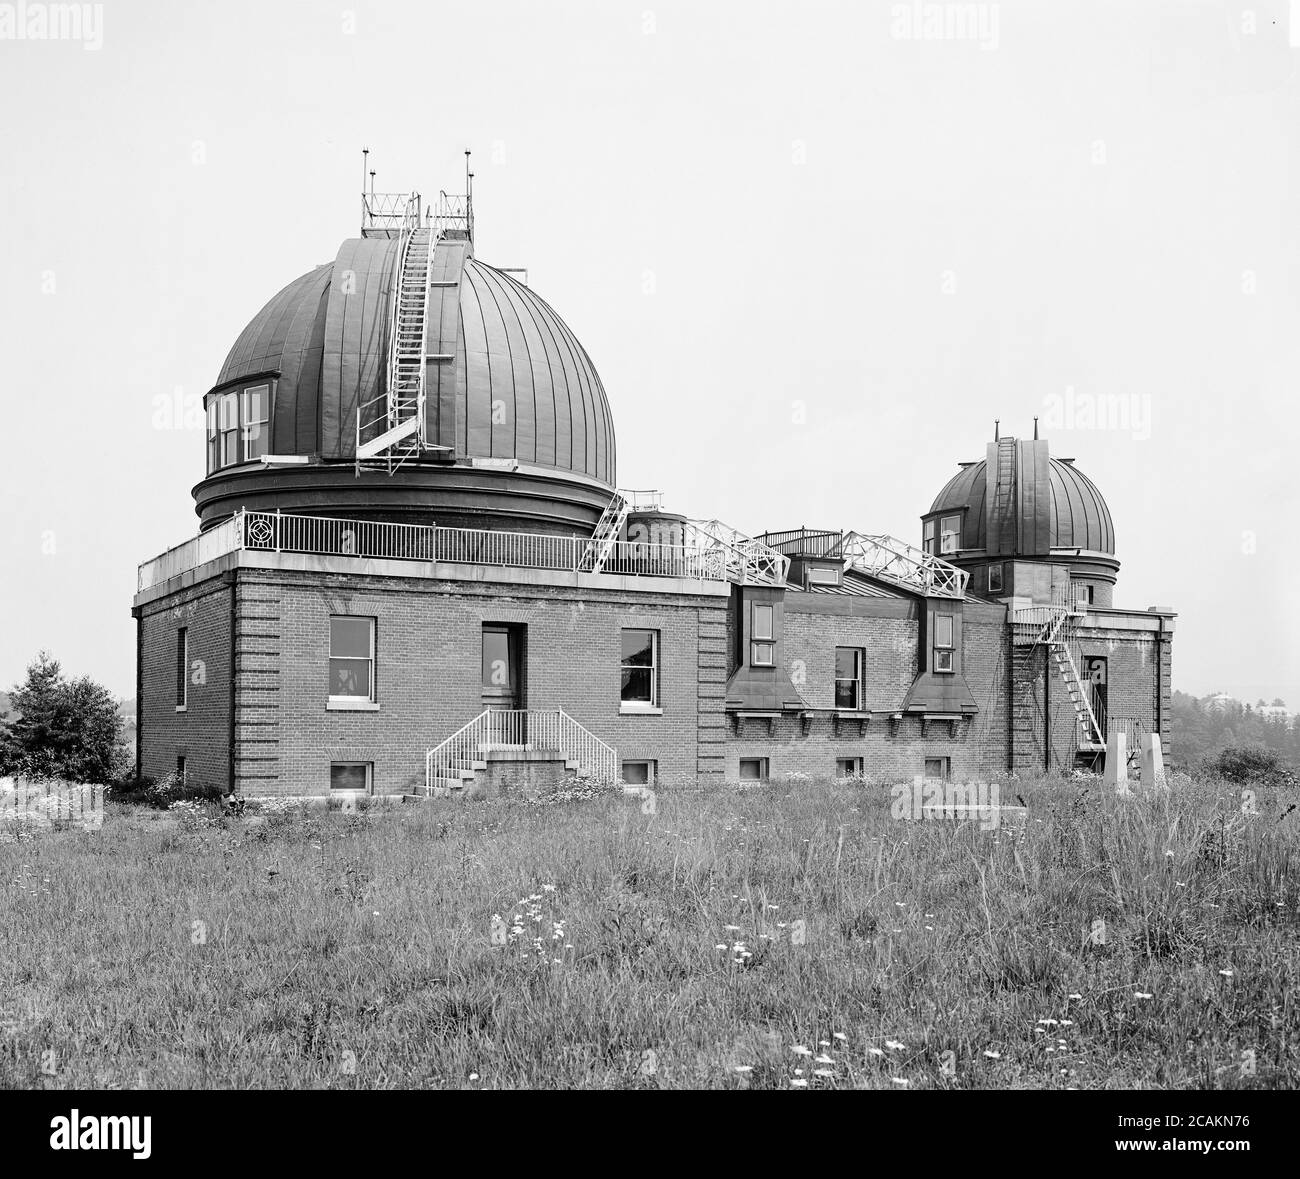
[{"left": 0, "top": 0, "right": 1297, "bottom": 704}]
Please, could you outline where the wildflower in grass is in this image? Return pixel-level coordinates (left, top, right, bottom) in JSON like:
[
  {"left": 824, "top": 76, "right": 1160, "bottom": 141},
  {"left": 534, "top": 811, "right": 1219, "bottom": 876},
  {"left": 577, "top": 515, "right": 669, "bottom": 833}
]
[
  {"left": 983, "top": 1050, "right": 1001, "bottom": 1059},
  {"left": 542, "top": 884, "right": 556, "bottom": 892},
  {"left": 1060, "top": 1020, "right": 1074, "bottom": 1027},
  {"left": 814, "top": 1068, "right": 834, "bottom": 1078},
  {"left": 724, "top": 925, "right": 741, "bottom": 932},
  {"left": 833, "top": 1032, "right": 847, "bottom": 1042},
  {"left": 924, "top": 925, "right": 934, "bottom": 931},
  {"left": 885, "top": 1040, "right": 905, "bottom": 1051},
  {"left": 1037, "top": 1019, "right": 1058, "bottom": 1027},
  {"left": 733, "top": 1064, "right": 753, "bottom": 1074},
  {"left": 867, "top": 1048, "right": 884, "bottom": 1057},
  {"left": 1219, "top": 969, "right": 1234, "bottom": 978},
  {"left": 891, "top": 1077, "right": 909, "bottom": 1086},
  {"left": 715, "top": 943, "right": 727, "bottom": 951},
  {"left": 1068, "top": 992, "right": 1083, "bottom": 1000},
  {"left": 469, "top": 1072, "right": 479, "bottom": 1081},
  {"left": 815, "top": 1053, "right": 834, "bottom": 1064},
  {"left": 790, "top": 1078, "right": 808, "bottom": 1087},
  {"left": 1134, "top": 992, "right": 1153, "bottom": 1000},
  {"left": 791, "top": 1045, "right": 812, "bottom": 1056}
]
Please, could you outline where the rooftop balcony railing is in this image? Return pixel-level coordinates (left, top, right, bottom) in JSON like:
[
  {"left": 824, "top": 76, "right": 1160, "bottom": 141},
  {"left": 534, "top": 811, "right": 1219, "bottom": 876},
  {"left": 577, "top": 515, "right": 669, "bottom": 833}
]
[{"left": 137, "top": 509, "right": 730, "bottom": 594}]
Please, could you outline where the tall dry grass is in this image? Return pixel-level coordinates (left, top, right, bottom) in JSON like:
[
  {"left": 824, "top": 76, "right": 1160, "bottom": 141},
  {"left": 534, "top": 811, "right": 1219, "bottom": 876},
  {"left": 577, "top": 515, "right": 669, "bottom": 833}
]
[{"left": 1, "top": 771, "right": 1295, "bottom": 1089}]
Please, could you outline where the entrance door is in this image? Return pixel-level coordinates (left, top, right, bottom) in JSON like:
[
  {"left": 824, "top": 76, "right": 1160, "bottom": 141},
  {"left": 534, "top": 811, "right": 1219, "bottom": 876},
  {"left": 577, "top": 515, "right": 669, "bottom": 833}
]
[
  {"left": 1084, "top": 656, "right": 1108, "bottom": 737},
  {"left": 482, "top": 624, "right": 525, "bottom": 744}
]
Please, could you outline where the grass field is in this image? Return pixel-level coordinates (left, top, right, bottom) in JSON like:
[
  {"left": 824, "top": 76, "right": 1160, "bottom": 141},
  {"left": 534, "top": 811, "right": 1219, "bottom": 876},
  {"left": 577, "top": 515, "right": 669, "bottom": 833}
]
[{"left": 2, "top": 771, "right": 1297, "bottom": 1089}]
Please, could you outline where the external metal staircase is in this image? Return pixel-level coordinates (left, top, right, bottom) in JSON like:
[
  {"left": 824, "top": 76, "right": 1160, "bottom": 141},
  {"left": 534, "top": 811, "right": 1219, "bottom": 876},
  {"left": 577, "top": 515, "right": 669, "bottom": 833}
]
[
  {"left": 356, "top": 194, "right": 435, "bottom": 475},
  {"left": 576, "top": 492, "right": 630, "bottom": 573},
  {"left": 1017, "top": 589, "right": 1105, "bottom": 751},
  {"left": 423, "top": 708, "right": 619, "bottom": 796}
]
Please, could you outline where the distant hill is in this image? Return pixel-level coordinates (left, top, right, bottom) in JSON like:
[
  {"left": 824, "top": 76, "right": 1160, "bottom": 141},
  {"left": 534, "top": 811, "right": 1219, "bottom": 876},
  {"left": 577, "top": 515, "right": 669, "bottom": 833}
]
[{"left": 1172, "top": 690, "right": 1299, "bottom": 770}]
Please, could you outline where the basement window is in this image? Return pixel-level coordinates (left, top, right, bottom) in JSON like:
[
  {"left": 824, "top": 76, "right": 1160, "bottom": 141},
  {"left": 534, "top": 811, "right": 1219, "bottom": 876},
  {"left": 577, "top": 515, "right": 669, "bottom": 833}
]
[
  {"left": 330, "top": 762, "right": 372, "bottom": 793},
  {"left": 924, "top": 756, "right": 950, "bottom": 781},
  {"left": 621, "top": 760, "right": 655, "bottom": 786},
  {"left": 738, "top": 758, "right": 769, "bottom": 782},
  {"left": 934, "top": 614, "right": 955, "bottom": 673},
  {"left": 836, "top": 757, "right": 863, "bottom": 779}
]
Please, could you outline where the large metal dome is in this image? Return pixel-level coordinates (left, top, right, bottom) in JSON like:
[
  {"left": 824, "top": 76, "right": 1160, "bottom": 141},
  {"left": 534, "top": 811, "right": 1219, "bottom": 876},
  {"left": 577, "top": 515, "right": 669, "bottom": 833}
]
[
  {"left": 929, "top": 452, "right": 1115, "bottom": 554},
  {"left": 193, "top": 233, "right": 617, "bottom": 534}
]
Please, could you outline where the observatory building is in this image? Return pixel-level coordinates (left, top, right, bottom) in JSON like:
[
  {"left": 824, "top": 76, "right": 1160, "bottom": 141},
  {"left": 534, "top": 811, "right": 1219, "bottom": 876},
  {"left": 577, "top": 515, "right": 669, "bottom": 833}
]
[{"left": 132, "top": 176, "right": 1174, "bottom": 797}]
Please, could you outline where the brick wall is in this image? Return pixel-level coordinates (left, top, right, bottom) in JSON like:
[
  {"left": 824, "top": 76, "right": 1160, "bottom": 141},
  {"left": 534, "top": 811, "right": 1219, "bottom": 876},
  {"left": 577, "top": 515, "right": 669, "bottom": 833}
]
[
  {"left": 229, "top": 568, "right": 727, "bottom": 796},
  {"left": 137, "top": 576, "right": 232, "bottom": 789}
]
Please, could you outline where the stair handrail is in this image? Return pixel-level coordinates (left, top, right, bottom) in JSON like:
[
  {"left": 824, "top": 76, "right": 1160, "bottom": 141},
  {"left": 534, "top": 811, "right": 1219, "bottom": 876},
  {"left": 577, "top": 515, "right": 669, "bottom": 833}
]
[
  {"left": 425, "top": 707, "right": 619, "bottom": 792},
  {"left": 835, "top": 532, "right": 969, "bottom": 599}
]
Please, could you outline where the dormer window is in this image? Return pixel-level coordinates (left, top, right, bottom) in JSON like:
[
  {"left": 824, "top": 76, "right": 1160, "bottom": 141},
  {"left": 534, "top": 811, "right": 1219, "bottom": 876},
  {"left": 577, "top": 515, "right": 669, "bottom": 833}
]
[
  {"left": 206, "top": 381, "right": 276, "bottom": 474},
  {"left": 751, "top": 603, "right": 775, "bottom": 666},
  {"left": 939, "top": 515, "right": 961, "bottom": 555},
  {"left": 934, "top": 613, "right": 955, "bottom": 673}
]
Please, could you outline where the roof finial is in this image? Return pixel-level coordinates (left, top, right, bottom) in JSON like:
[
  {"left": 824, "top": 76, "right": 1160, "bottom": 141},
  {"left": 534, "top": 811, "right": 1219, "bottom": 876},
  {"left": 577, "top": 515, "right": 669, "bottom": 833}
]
[
  {"left": 1033, "top": 416, "right": 1039, "bottom": 440},
  {"left": 994, "top": 418, "right": 999, "bottom": 441}
]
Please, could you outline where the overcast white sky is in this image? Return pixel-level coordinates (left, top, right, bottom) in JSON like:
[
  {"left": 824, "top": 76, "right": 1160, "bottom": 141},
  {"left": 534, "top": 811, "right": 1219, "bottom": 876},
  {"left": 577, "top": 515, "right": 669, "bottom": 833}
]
[{"left": 0, "top": 0, "right": 1297, "bottom": 704}]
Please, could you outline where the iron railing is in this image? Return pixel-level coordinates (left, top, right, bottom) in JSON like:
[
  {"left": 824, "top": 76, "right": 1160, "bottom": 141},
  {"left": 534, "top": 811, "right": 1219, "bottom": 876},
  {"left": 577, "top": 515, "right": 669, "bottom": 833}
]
[
  {"left": 137, "top": 509, "right": 733, "bottom": 592},
  {"left": 425, "top": 708, "right": 618, "bottom": 792},
  {"left": 361, "top": 190, "right": 421, "bottom": 238}
]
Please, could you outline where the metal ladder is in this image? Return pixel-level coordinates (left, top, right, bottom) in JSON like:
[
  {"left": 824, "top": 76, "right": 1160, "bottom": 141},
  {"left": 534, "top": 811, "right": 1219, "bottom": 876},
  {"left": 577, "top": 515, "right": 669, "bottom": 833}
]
[
  {"left": 576, "top": 492, "right": 630, "bottom": 572},
  {"left": 356, "top": 204, "right": 433, "bottom": 475}
]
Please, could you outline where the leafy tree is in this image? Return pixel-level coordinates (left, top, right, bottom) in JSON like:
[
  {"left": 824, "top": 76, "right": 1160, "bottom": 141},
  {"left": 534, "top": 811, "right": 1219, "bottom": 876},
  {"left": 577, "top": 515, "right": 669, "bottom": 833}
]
[{"left": 0, "top": 652, "right": 126, "bottom": 783}]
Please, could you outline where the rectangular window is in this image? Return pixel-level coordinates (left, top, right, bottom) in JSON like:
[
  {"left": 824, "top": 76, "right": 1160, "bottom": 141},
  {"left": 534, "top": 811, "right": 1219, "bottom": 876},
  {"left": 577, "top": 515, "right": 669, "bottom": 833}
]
[
  {"left": 206, "top": 401, "right": 218, "bottom": 473},
  {"left": 738, "top": 758, "right": 768, "bottom": 781},
  {"left": 834, "top": 647, "right": 863, "bottom": 709},
  {"left": 940, "top": 514, "right": 961, "bottom": 555},
  {"left": 934, "top": 613, "right": 955, "bottom": 673},
  {"left": 176, "top": 755, "right": 187, "bottom": 784},
  {"left": 1074, "top": 582, "right": 1093, "bottom": 606},
  {"left": 621, "top": 760, "right": 655, "bottom": 786},
  {"left": 329, "top": 616, "right": 375, "bottom": 700},
  {"left": 987, "top": 563, "right": 1004, "bottom": 594},
  {"left": 750, "top": 602, "right": 775, "bottom": 666},
  {"left": 924, "top": 756, "right": 950, "bottom": 781},
  {"left": 330, "top": 762, "right": 372, "bottom": 792},
  {"left": 620, "top": 629, "right": 659, "bottom": 707},
  {"left": 219, "top": 391, "right": 240, "bottom": 467},
  {"left": 923, "top": 518, "right": 936, "bottom": 556},
  {"left": 807, "top": 566, "right": 841, "bottom": 587},
  {"left": 175, "top": 628, "right": 188, "bottom": 709},
  {"left": 836, "top": 757, "right": 863, "bottom": 779},
  {"left": 242, "top": 384, "right": 271, "bottom": 461}
]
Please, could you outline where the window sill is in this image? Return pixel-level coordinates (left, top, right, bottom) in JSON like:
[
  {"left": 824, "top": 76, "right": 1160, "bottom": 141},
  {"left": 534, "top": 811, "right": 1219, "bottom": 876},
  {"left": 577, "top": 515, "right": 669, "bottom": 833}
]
[
  {"left": 327, "top": 699, "right": 380, "bottom": 711},
  {"left": 175, "top": 705, "right": 187, "bottom": 713},
  {"left": 620, "top": 705, "right": 664, "bottom": 716}
]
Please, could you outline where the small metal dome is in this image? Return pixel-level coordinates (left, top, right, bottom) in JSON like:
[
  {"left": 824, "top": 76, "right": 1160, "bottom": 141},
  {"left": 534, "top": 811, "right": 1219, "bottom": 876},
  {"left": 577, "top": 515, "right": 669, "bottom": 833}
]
[{"left": 929, "top": 442, "right": 1115, "bottom": 555}]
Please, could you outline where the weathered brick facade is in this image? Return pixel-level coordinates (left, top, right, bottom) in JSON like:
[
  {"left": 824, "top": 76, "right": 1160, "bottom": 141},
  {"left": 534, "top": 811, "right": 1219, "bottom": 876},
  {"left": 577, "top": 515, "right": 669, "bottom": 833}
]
[{"left": 134, "top": 551, "right": 1174, "bottom": 794}]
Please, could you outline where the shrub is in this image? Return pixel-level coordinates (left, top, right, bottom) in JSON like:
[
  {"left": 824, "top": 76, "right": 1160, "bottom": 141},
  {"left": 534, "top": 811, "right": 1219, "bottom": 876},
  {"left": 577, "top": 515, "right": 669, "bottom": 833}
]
[
  {"left": 111, "top": 771, "right": 225, "bottom": 809},
  {"left": 1204, "top": 744, "right": 1296, "bottom": 787}
]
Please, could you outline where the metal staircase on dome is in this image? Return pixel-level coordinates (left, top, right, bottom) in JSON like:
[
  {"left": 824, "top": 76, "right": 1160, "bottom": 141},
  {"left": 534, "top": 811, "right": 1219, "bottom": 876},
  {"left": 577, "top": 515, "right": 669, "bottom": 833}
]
[{"left": 355, "top": 190, "right": 435, "bottom": 475}]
